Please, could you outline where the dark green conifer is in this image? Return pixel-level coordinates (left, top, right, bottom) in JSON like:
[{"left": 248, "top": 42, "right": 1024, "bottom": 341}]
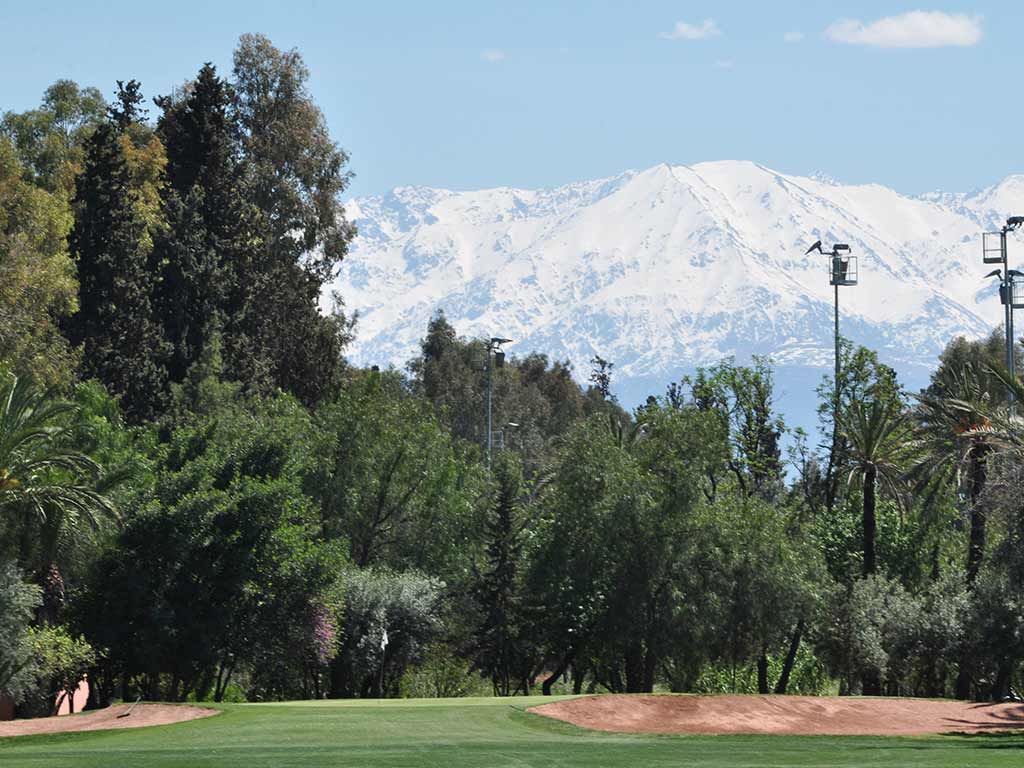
[{"left": 66, "top": 113, "right": 169, "bottom": 422}]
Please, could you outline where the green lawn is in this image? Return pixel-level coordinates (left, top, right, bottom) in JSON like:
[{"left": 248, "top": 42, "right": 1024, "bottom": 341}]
[{"left": 1, "top": 696, "right": 1022, "bottom": 767}]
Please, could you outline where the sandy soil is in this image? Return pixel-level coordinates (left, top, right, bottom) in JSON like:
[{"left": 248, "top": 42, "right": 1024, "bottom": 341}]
[
  {"left": 529, "top": 694, "right": 1024, "bottom": 736},
  {"left": 0, "top": 703, "right": 219, "bottom": 737}
]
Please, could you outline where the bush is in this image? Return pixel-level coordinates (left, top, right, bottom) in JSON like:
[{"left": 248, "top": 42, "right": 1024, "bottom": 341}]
[
  {"left": 816, "top": 575, "right": 918, "bottom": 694},
  {"left": 0, "top": 561, "right": 41, "bottom": 704},
  {"left": 398, "top": 644, "right": 490, "bottom": 699},
  {"left": 331, "top": 569, "right": 444, "bottom": 697},
  {"left": 691, "top": 643, "right": 832, "bottom": 696},
  {"left": 20, "top": 625, "right": 96, "bottom": 716}
]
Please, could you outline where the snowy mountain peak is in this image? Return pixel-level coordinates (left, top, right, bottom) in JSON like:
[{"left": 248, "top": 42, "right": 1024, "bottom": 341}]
[{"left": 327, "top": 161, "right": 1014, "bottom": 418}]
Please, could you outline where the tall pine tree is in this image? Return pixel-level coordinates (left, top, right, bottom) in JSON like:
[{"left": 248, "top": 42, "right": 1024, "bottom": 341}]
[
  {"left": 154, "top": 63, "right": 254, "bottom": 384},
  {"left": 472, "top": 458, "right": 531, "bottom": 695},
  {"left": 66, "top": 83, "right": 169, "bottom": 422}
]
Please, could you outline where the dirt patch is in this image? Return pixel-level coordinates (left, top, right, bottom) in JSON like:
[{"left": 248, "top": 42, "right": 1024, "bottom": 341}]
[
  {"left": 0, "top": 703, "right": 219, "bottom": 738},
  {"left": 530, "top": 694, "right": 1024, "bottom": 736}
]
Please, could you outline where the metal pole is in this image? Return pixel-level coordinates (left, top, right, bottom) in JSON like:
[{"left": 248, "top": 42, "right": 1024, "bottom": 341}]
[
  {"left": 1005, "top": 234, "right": 1015, "bottom": 410},
  {"left": 1009, "top": 278, "right": 1016, "bottom": 410},
  {"left": 834, "top": 282, "right": 840, "bottom": 419},
  {"left": 486, "top": 348, "right": 493, "bottom": 469}
]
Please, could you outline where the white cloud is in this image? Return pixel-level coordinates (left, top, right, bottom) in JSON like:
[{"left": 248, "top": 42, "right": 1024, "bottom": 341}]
[
  {"left": 714, "top": 59, "right": 735, "bottom": 69},
  {"left": 825, "top": 11, "right": 982, "bottom": 48},
  {"left": 660, "top": 19, "right": 721, "bottom": 41},
  {"left": 783, "top": 30, "right": 804, "bottom": 43},
  {"left": 481, "top": 49, "right": 506, "bottom": 63}
]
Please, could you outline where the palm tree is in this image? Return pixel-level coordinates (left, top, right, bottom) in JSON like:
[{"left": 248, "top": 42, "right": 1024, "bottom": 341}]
[
  {"left": 0, "top": 375, "right": 116, "bottom": 618},
  {"left": 840, "top": 399, "right": 910, "bottom": 578},
  {"left": 910, "top": 363, "right": 999, "bottom": 585}
]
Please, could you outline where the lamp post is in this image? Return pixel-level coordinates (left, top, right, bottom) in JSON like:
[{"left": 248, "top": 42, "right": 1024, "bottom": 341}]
[
  {"left": 485, "top": 337, "right": 512, "bottom": 469},
  {"left": 805, "top": 239, "right": 858, "bottom": 415},
  {"left": 982, "top": 217, "right": 1024, "bottom": 408}
]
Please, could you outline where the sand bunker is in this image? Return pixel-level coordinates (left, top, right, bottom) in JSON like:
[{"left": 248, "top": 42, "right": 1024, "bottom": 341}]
[
  {"left": 0, "top": 703, "right": 218, "bottom": 738},
  {"left": 530, "top": 694, "right": 1024, "bottom": 736}
]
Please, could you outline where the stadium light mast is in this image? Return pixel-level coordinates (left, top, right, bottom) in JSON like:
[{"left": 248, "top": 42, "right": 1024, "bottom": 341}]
[
  {"left": 981, "top": 216, "right": 1024, "bottom": 408},
  {"left": 805, "top": 239, "right": 858, "bottom": 414},
  {"left": 485, "top": 337, "right": 512, "bottom": 469}
]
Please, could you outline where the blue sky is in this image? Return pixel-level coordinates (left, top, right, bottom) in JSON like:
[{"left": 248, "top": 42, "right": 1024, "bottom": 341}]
[{"left": 2, "top": 2, "right": 1022, "bottom": 198}]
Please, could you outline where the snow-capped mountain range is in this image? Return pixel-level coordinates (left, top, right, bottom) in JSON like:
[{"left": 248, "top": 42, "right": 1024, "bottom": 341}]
[{"left": 325, "top": 161, "right": 1022, "bottom": 430}]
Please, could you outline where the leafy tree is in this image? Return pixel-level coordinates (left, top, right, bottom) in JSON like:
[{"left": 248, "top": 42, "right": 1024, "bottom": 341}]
[
  {"left": 311, "top": 372, "right": 482, "bottom": 574},
  {"left": 1, "top": 80, "right": 106, "bottom": 194},
  {"left": 925, "top": 329, "right": 1014, "bottom": 401},
  {"left": 77, "top": 388, "right": 337, "bottom": 703},
  {"left": 409, "top": 311, "right": 601, "bottom": 474},
  {"left": 0, "top": 561, "right": 41, "bottom": 704},
  {"left": 399, "top": 644, "right": 485, "bottom": 698},
  {"left": 230, "top": 33, "right": 357, "bottom": 404},
  {"left": 681, "top": 358, "right": 786, "bottom": 500},
  {"left": 711, "top": 494, "right": 821, "bottom": 694},
  {"left": 816, "top": 575, "right": 917, "bottom": 695},
  {"left": 23, "top": 624, "right": 96, "bottom": 716},
  {"left": 0, "top": 137, "right": 78, "bottom": 385},
  {"left": 529, "top": 406, "right": 705, "bottom": 694},
  {"left": 330, "top": 568, "right": 444, "bottom": 697}
]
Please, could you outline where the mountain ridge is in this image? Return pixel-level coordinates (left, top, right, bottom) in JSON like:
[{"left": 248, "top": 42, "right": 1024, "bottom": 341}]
[{"left": 326, "top": 161, "right": 1017, "bottom": 423}]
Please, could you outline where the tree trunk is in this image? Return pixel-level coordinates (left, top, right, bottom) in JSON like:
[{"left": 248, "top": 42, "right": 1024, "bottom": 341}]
[
  {"left": 757, "top": 646, "right": 770, "bottom": 694},
  {"left": 775, "top": 619, "right": 804, "bottom": 694},
  {"left": 966, "top": 450, "right": 988, "bottom": 585},
  {"left": 572, "top": 666, "right": 585, "bottom": 695},
  {"left": 862, "top": 465, "right": 877, "bottom": 577},
  {"left": 642, "top": 647, "right": 657, "bottom": 694},
  {"left": 624, "top": 645, "right": 646, "bottom": 693},
  {"left": 542, "top": 651, "right": 574, "bottom": 696},
  {"left": 993, "top": 659, "right": 1012, "bottom": 702},
  {"left": 862, "top": 669, "right": 882, "bottom": 697},
  {"left": 966, "top": 507, "right": 987, "bottom": 586},
  {"left": 954, "top": 662, "right": 972, "bottom": 700}
]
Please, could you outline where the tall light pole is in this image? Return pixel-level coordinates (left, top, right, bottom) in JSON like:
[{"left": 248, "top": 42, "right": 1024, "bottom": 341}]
[
  {"left": 485, "top": 337, "right": 511, "bottom": 469},
  {"left": 982, "top": 216, "right": 1024, "bottom": 408},
  {"left": 805, "top": 239, "right": 858, "bottom": 412},
  {"left": 806, "top": 238, "right": 858, "bottom": 513}
]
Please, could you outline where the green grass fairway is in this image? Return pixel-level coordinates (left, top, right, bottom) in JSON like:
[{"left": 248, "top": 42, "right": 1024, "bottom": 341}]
[{"left": 1, "top": 696, "right": 1022, "bottom": 767}]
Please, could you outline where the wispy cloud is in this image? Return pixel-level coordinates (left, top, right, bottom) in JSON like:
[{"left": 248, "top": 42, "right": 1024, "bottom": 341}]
[
  {"left": 783, "top": 30, "right": 804, "bottom": 43},
  {"left": 825, "top": 11, "right": 982, "bottom": 48},
  {"left": 481, "top": 49, "right": 506, "bottom": 63},
  {"left": 660, "top": 19, "right": 721, "bottom": 41},
  {"left": 714, "top": 59, "right": 735, "bottom": 69}
]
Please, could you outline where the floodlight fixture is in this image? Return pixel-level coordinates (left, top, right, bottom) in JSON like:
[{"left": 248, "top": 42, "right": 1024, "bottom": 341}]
[
  {"left": 490, "top": 337, "right": 512, "bottom": 346},
  {"left": 981, "top": 220, "right": 1024, "bottom": 408}
]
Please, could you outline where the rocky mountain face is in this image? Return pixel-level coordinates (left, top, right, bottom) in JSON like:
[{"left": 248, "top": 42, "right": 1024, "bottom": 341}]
[{"left": 326, "top": 161, "right": 1021, "bottom": 432}]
